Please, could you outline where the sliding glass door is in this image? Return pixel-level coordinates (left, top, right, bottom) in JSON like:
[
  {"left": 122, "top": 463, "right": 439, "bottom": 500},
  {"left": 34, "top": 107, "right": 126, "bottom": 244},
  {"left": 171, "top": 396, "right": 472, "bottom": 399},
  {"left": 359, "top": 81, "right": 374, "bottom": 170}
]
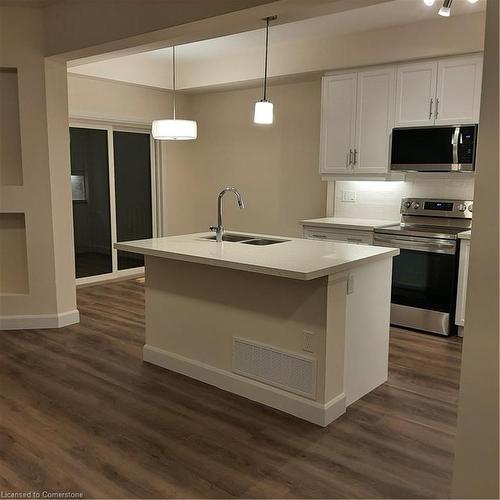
[
  {"left": 113, "top": 131, "right": 153, "bottom": 270},
  {"left": 70, "top": 124, "right": 157, "bottom": 282}
]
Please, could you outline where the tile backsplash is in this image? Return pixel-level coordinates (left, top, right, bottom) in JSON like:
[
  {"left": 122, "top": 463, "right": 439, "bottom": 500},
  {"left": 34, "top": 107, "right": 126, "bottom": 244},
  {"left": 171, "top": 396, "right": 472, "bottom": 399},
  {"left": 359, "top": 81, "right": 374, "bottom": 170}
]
[{"left": 332, "top": 175, "right": 475, "bottom": 220}]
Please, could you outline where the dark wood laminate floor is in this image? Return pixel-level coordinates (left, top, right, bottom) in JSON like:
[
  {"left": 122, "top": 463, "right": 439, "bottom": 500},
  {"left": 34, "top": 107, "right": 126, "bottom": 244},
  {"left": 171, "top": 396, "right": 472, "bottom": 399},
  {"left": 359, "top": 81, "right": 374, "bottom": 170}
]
[{"left": 0, "top": 279, "right": 462, "bottom": 499}]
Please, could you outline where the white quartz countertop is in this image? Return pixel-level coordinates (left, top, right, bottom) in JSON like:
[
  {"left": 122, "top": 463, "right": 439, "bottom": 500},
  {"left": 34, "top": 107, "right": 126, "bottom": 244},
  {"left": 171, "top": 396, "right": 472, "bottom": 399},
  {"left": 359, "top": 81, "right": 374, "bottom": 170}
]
[
  {"left": 458, "top": 230, "right": 472, "bottom": 240},
  {"left": 300, "top": 217, "right": 399, "bottom": 231},
  {"left": 115, "top": 232, "right": 399, "bottom": 281}
]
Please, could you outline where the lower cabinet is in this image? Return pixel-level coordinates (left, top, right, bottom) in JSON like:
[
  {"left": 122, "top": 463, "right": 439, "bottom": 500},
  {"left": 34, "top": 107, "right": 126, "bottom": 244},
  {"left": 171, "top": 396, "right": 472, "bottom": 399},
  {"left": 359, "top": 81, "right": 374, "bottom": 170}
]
[
  {"left": 455, "top": 239, "right": 471, "bottom": 328},
  {"left": 303, "top": 226, "right": 373, "bottom": 245}
]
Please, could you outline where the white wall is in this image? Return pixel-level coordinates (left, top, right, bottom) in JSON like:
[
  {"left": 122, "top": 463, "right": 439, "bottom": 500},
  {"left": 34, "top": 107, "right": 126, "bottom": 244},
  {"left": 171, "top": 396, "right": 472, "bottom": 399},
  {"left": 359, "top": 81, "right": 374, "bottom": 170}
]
[{"left": 333, "top": 177, "right": 475, "bottom": 220}]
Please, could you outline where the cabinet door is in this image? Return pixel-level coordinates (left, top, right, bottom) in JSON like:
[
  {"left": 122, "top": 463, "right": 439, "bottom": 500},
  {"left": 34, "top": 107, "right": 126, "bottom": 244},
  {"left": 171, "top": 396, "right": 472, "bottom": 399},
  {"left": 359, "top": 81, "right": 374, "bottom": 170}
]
[
  {"left": 435, "top": 55, "right": 483, "bottom": 125},
  {"left": 354, "top": 67, "right": 395, "bottom": 173},
  {"left": 303, "top": 227, "right": 373, "bottom": 245},
  {"left": 319, "top": 74, "right": 357, "bottom": 174},
  {"left": 394, "top": 61, "right": 437, "bottom": 127}
]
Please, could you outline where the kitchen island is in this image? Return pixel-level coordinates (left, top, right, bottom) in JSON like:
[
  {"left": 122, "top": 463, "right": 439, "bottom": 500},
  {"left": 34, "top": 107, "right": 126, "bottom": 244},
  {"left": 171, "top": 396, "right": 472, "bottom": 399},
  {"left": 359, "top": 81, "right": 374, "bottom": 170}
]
[{"left": 116, "top": 232, "right": 398, "bottom": 426}]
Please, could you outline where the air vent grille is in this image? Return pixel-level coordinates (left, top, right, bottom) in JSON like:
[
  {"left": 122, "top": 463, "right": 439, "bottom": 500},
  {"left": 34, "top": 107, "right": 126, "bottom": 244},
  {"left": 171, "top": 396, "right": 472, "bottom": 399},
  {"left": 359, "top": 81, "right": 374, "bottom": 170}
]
[{"left": 232, "top": 337, "right": 316, "bottom": 398}]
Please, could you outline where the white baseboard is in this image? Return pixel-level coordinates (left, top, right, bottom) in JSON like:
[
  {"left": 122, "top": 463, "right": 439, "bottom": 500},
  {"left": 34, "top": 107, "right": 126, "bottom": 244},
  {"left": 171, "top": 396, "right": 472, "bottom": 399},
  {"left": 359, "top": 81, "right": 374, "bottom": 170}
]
[
  {"left": 143, "top": 344, "right": 346, "bottom": 427},
  {"left": 0, "top": 309, "right": 80, "bottom": 330}
]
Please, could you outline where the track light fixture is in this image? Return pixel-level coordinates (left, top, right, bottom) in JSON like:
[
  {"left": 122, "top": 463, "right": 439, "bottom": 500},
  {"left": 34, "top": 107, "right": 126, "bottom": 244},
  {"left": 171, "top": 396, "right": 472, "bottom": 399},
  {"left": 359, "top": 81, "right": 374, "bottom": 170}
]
[
  {"left": 438, "top": 0, "right": 453, "bottom": 16},
  {"left": 424, "top": 0, "right": 479, "bottom": 16}
]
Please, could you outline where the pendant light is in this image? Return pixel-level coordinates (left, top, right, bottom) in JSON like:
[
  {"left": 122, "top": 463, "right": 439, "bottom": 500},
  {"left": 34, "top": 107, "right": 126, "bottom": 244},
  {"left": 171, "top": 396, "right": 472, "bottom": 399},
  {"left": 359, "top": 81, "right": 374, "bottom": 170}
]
[
  {"left": 254, "top": 15, "right": 277, "bottom": 125},
  {"left": 152, "top": 46, "right": 197, "bottom": 140}
]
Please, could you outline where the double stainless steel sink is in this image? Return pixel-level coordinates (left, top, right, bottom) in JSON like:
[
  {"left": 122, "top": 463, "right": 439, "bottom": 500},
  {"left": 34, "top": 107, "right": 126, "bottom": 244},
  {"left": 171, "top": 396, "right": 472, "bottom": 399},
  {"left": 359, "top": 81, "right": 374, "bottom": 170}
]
[{"left": 203, "top": 233, "right": 289, "bottom": 246}]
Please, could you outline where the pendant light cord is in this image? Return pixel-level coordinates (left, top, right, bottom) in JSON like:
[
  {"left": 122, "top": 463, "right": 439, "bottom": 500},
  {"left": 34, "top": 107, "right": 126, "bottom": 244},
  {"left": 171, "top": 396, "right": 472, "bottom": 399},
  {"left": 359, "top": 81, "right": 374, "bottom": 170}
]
[
  {"left": 263, "top": 17, "right": 269, "bottom": 101},
  {"left": 172, "top": 46, "right": 176, "bottom": 120}
]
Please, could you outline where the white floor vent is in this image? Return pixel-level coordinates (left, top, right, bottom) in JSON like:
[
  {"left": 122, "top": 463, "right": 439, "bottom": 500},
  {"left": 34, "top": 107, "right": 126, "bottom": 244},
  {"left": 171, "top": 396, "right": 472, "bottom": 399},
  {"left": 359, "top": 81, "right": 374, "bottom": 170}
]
[{"left": 232, "top": 337, "right": 317, "bottom": 399}]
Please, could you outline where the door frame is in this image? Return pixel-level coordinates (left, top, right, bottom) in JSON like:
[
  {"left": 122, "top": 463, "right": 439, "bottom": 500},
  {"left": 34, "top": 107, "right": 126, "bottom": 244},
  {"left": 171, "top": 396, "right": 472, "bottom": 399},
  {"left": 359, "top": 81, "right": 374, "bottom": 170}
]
[{"left": 69, "top": 119, "right": 160, "bottom": 286}]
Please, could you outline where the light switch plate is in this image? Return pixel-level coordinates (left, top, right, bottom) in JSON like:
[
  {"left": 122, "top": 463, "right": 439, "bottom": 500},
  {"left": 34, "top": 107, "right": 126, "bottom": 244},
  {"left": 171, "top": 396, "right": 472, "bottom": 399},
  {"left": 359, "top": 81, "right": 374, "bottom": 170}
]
[{"left": 342, "top": 190, "right": 357, "bottom": 202}]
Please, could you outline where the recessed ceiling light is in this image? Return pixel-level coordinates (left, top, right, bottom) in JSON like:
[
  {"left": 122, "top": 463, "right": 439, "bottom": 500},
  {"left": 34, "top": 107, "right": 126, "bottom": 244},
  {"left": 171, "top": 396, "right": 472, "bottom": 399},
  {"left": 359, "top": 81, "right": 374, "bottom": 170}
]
[
  {"left": 467, "top": 0, "right": 479, "bottom": 3},
  {"left": 423, "top": 0, "right": 435, "bottom": 6}
]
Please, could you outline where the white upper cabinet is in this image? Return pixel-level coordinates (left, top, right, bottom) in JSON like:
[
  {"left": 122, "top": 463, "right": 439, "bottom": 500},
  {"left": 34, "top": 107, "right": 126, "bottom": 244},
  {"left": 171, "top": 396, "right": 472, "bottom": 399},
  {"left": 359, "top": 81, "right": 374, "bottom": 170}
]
[
  {"left": 355, "top": 67, "right": 395, "bottom": 173},
  {"left": 395, "top": 55, "right": 482, "bottom": 127},
  {"left": 395, "top": 61, "right": 438, "bottom": 127},
  {"left": 435, "top": 55, "right": 483, "bottom": 125},
  {"left": 319, "top": 54, "right": 483, "bottom": 178},
  {"left": 320, "top": 68, "right": 395, "bottom": 175},
  {"left": 319, "top": 73, "right": 357, "bottom": 174}
]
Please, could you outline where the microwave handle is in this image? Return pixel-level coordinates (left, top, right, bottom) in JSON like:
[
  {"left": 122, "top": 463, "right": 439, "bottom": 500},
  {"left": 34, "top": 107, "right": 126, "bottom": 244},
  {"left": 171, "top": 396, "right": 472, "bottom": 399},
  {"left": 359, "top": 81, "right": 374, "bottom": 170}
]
[{"left": 452, "top": 127, "right": 460, "bottom": 164}]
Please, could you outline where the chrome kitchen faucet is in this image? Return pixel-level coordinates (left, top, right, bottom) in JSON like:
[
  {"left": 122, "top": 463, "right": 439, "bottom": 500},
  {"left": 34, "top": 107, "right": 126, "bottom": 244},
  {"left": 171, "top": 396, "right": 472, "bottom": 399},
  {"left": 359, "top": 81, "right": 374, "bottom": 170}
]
[{"left": 210, "top": 187, "right": 245, "bottom": 242}]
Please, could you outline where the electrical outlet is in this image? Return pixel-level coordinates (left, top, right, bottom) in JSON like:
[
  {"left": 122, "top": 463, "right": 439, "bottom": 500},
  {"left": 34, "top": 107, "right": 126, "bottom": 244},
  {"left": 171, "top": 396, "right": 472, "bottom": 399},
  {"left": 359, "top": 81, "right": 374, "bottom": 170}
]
[
  {"left": 302, "top": 331, "right": 314, "bottom": 353},
  {"left": 342, "top": 190, "right": 357, "bottom": 202}
]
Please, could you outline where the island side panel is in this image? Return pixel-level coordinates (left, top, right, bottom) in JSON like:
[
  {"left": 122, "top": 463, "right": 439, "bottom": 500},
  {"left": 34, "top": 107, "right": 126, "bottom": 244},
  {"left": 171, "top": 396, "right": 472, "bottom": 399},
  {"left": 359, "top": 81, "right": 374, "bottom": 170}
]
[
  {"left": 143, "top": 256, "right": 333, "bottom": 407},
  {"left": 324, "top": 271, "right": 349, "bottom": 409},
  {"left": 344, "top": 258, "right": 393, "bottom": 405}
]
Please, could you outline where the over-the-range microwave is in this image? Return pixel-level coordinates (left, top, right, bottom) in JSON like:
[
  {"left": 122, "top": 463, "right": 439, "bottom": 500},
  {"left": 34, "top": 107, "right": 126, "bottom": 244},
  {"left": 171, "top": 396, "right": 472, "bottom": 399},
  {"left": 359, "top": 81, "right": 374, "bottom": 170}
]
[{"left": 390, "top": 124, "right": 478, "bottom": 173}]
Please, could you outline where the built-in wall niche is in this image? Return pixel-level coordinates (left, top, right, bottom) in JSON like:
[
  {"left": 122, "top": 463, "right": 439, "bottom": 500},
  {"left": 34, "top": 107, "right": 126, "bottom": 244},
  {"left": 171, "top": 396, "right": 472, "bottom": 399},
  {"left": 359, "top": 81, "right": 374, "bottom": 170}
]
[
  {"left": 0, "top": 212, "right": 29, "bottom": 294},
  {"left": 0, "top": 69, "right": 23, "bottom": 186}
]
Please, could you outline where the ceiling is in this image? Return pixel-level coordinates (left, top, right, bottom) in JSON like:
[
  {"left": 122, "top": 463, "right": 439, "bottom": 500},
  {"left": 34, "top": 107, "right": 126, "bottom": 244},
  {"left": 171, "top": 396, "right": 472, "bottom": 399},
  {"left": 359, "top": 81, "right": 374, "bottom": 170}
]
[{"left": 69, "top": 0, "right": 486, "bottom": 91}]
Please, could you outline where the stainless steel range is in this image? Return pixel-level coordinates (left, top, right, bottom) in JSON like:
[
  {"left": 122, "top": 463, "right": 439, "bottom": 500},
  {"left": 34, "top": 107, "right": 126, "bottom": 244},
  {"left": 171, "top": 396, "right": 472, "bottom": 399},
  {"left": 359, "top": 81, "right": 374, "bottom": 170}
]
[{"left": 374, "top": 198, "right": 472, "bottom": 336}]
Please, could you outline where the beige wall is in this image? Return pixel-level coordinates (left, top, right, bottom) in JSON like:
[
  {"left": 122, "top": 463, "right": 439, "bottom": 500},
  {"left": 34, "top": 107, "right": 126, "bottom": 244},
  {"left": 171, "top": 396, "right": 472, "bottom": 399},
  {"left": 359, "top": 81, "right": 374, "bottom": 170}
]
[
  {"left": 179, "top": 12, "right": 485, "bottom": 90},
  {"left": 67, "top": 74, "right": 172, "bottom": 124},
  {"left": 0, "top": 213, "right": 29, "bottom": 294},
  {"left": 67, "top": 76, "right": 325, "bottom": 240},
  {"left": 68, "top": 10, "right": 485, "bottom": 92},
  {"left": 165, "top": 79, "right": 326, "bottom": 238},
  {"left": 44, "top": 0, "right": 274, "bottom": 57},
  {"left": 0, "top": 7, "right": 76, "bottom": 322},
  {"left": 451, "top": 1, "right": 499, "bottom": 498},
  {"left": 0, "top": 69, "right": 23, "bottom": 186}
]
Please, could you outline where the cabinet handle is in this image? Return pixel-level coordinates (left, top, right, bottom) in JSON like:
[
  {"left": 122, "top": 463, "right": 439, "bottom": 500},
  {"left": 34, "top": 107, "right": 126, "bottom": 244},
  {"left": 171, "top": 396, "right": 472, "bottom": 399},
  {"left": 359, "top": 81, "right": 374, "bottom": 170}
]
[
  {"left": 349, "top": 149, "right": 353, "bottom": 165},
  {"left": 347, "top": 238, "right": 363, "bottom": 244},
  {"left": 353, "top": 149, "right": 358, "bottom": 165},
  {"left": 428, "top": 98, "right": 434, "bottom": 119},
  {"left": 435, "top": 98, "right": 439, "bottom": 119},
  {"left": 311, "top": 234, "right": 327, "bottom": 239}
]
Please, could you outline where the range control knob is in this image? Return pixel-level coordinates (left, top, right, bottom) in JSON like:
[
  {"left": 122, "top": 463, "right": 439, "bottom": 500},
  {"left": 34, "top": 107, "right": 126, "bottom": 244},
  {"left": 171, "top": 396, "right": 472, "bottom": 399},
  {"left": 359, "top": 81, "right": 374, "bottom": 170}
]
[
  {"left": 458, "top": 204, "right": 467, "bottom": 212},
  {"left": 404, "top": 201, "right": 412, "bottom": 209},
  {"left": 468, "top": 204, "right": 473, "bottom": 213},
  {"left": 412, "top": 202, "right": 420, "bottom": 209}
]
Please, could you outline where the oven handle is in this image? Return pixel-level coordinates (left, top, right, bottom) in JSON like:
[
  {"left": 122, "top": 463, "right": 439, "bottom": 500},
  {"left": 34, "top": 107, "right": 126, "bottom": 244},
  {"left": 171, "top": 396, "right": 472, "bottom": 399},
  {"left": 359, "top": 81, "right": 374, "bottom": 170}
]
[{"left": 373, "top": 234, "right": 456, "bottom": 255}]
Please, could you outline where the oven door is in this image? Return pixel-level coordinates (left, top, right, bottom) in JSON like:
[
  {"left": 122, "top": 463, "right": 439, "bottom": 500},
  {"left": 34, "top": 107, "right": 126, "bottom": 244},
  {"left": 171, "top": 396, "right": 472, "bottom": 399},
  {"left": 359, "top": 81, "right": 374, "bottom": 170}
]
[{"left": 373, "top": 234, "right": 458, "bottom": 335}]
